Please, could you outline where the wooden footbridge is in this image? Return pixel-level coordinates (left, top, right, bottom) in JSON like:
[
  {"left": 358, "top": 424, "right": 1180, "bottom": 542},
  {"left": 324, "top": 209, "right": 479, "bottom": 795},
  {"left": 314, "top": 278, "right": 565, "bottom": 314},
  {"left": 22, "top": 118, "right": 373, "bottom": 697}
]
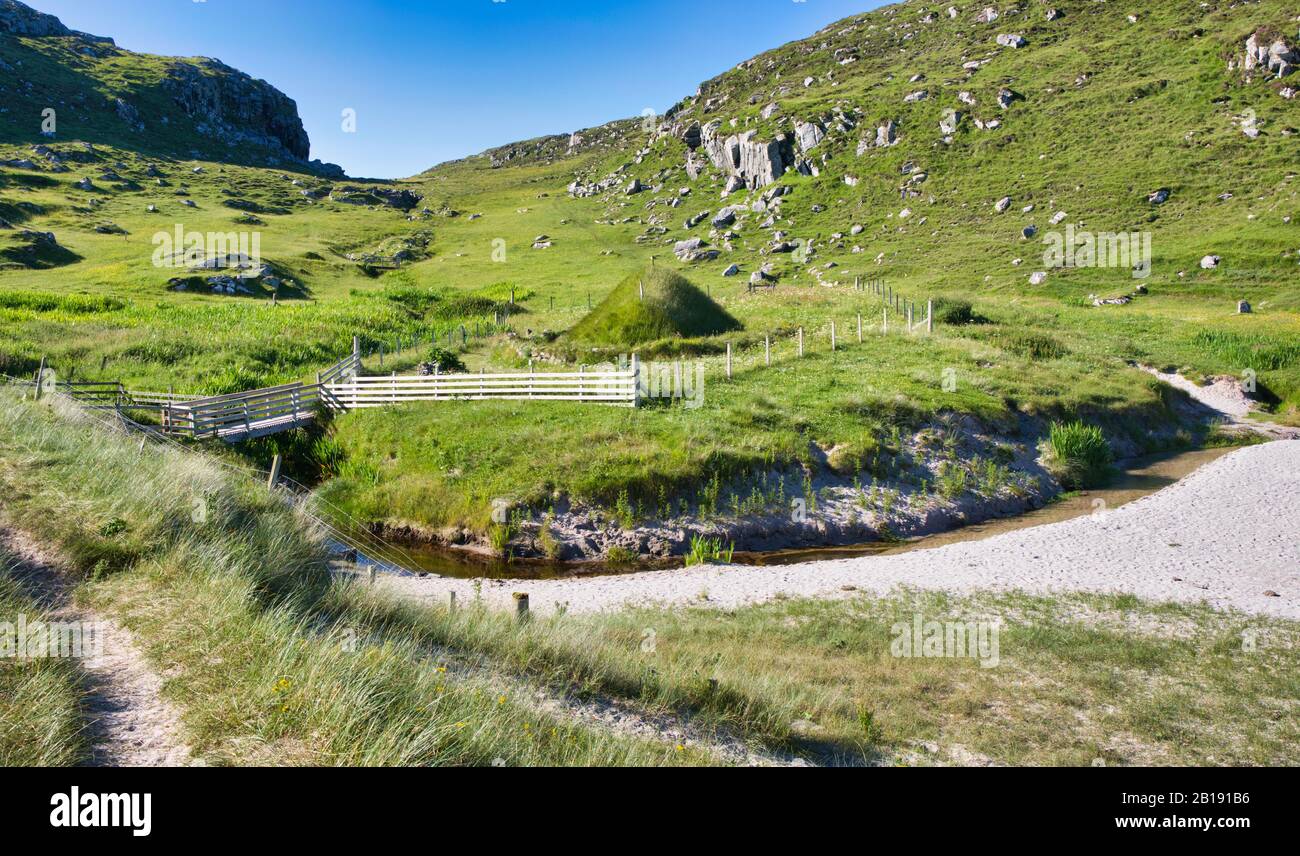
[{"left": 51, "top": 342, "right": 638, "bottom": 444}]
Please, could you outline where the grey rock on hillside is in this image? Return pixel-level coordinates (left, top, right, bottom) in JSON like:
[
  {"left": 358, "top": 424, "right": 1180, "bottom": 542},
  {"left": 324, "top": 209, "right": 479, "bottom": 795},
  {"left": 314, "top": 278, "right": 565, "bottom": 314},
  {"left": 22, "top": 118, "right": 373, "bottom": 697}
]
[{"left": 165, "top": 59, "right": 311, "bottom": 161}]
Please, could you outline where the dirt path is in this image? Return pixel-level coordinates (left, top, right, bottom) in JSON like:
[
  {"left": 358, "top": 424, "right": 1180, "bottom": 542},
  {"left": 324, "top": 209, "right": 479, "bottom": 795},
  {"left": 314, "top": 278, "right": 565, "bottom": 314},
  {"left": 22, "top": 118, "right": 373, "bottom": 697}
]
[{"left": 1, "top": 528, "right": 192, "bottom": 767}]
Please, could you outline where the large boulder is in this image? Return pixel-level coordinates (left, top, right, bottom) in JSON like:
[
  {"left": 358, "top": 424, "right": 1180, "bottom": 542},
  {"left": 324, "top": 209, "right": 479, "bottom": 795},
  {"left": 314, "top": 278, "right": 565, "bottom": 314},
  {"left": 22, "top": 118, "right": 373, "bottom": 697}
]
[
  {"left": 794, "top": 120, "right": 826, "bottom": 153},
  {"left": 680, "top": 122, "right": 702, "bottom": 150}
]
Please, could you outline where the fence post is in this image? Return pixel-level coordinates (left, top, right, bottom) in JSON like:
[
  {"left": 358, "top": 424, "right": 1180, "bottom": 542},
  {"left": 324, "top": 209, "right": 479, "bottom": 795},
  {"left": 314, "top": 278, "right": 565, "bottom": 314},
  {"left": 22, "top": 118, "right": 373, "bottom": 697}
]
[
  {"left": 267, "top": 455, "right": 282, "bottom": 491},
  {"left": 857, "top": 313, "right": 863, "bottom": 343},
  {"left": 514, "top": 592, "right": 530, "bottom": 624},
  {"left": 631, "top": 354, "right": 641, "bottom": 407},
  {"left": 831, "top": 321, "right": 837, "bottom": 352},
  {"left": 765, "top": 335, "right": 771, "bottom": 367},
  {"left": 726, "top": 342, "right": 732, "bottom": 379},
  {"left": 34, "top": 355, "right": 46, "bottom": 400},
  {"left": 243, "top": 402, "right": 251, "bottom": 436},
  {"left": 907, "top": 302, "right": 913, "bottom": 331},
  {"left": 883, "top": 307, "right": 888, "bottom": 335},
  {"left": 798, "top": 327, "right": 804, "bottom": 357},
  {"left": 927, "top": 299, "right": 933, "bottom": 334}
]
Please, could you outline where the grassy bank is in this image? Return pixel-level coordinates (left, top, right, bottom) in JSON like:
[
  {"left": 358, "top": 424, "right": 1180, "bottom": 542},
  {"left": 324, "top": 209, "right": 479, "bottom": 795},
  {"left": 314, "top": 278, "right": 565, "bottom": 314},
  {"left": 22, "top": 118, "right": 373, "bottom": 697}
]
[
  {"left": 0, "top": 389, "right": 703, "bottom": 766},
  {"left": 0, "top": 545, "right": 87, "bottom": 766}
]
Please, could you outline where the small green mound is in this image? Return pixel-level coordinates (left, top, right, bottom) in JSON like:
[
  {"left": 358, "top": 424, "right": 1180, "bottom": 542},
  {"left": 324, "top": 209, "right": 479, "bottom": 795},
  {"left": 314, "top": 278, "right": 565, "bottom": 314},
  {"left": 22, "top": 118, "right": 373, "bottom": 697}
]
[
  {"left": 568, "top": 268, "right": 741, "bottom": 347},
  {"left": 1046, "top": 421, "right": 1114, "bottom": 489}
]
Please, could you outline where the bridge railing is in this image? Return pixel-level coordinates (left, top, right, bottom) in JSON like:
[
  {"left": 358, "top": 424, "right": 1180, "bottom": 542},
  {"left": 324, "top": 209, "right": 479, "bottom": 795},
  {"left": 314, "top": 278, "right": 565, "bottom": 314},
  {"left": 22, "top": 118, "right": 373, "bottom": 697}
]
[{"left": 161, "top": 382, "right": 325, "bottom": 440}]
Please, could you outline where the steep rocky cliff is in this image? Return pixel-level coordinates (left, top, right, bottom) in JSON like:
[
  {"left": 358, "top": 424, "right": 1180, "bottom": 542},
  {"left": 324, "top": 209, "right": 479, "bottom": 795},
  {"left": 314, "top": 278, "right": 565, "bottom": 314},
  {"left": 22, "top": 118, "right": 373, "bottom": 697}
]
[{"left": 0, "top": 0, "right": 336, "bottom": 173}]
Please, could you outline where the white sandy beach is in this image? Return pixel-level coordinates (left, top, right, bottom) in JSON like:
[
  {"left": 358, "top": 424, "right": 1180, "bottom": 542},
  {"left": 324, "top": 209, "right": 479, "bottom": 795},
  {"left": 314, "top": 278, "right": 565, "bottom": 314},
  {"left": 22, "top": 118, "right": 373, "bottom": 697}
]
[{"left": 381, "top": 440, "right": 1300, "bottom": 620}]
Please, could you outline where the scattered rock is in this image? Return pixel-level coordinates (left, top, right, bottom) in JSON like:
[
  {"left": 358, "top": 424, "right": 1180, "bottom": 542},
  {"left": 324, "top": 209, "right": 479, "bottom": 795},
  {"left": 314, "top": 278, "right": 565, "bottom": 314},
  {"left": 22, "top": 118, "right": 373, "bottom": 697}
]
[
  {"left": 995, "top": 196, "right": 1012, "bottom": 213},
  {"left": 711, "top": 208, "right": 737, "bottom": 229},
  {"left": 1029, "top": 271, "right": 1048, "bottom": 285},
  {"left": 996, "top": 33, "right": 1026, "bottom": 48},
  {"left": 1148, "top": 188, "right": 1171, "bottom": 205}
]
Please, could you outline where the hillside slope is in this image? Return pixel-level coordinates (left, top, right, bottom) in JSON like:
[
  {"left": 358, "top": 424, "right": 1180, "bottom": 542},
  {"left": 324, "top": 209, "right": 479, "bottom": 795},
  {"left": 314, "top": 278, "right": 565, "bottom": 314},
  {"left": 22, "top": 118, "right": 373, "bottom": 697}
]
[
  {"left": 0, "top": 0, "right": 338, "bottom": 173},
  {"left": 3, "top": 0, "right": 1299, "bottom": 555}
]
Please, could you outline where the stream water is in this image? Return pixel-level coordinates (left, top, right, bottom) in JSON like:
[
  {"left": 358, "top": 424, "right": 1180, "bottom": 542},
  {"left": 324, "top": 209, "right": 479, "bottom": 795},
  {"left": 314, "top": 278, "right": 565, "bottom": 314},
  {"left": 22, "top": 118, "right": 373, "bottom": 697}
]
[{"left": 353, "top": 446, "right": 1237, "bottom": 581}]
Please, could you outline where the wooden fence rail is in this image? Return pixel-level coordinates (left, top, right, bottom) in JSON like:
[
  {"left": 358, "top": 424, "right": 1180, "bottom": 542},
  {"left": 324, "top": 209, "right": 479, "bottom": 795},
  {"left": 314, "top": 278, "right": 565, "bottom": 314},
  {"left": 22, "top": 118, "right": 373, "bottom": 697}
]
[{"left": 327, "top": 364, "right": 638, "bottom": 410}]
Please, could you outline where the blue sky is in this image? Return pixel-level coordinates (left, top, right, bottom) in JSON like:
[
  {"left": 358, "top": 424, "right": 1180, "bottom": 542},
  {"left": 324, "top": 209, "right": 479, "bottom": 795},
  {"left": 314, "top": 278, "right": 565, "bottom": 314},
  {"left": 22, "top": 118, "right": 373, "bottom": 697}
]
[{"left": 34, "top": 0, "right": 882, "bottom": 178}]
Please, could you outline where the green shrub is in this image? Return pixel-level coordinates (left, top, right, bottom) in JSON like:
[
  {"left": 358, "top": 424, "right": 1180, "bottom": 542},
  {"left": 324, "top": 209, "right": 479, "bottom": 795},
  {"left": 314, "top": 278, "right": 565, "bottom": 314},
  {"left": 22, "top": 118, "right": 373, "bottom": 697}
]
[
  {"left": 931, "top": 298, "right": 977, "bottom": 326},
  {"left": 426, "top": 346, "right": 466, "bottom": 373},
  {"left": 1047, "top": 421, "right": 1113, "bottom": 489}
]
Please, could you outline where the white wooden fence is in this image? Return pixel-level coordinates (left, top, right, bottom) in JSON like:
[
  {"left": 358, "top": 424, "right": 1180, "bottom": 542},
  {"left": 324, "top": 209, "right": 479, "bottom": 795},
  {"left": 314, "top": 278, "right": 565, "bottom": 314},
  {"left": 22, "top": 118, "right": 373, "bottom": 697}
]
[{"left": 327, "top": 359, "right": 639, "bottom": 409}]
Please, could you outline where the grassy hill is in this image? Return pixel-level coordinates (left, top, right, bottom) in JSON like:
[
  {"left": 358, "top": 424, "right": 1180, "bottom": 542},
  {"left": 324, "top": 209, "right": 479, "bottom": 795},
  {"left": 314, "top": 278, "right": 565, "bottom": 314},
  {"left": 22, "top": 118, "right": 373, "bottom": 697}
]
[
  {"left": 3, "top": 0, "right": 1299, "bottom": 551},
  {"left": 568, "top": 267, "right": 741, "bottom": 348}
]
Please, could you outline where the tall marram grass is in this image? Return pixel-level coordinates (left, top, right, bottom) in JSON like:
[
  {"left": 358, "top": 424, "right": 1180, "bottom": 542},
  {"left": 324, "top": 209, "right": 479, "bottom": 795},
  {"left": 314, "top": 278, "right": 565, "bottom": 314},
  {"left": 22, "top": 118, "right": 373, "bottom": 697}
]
[
  {"left": 0, "top": 390, "right": 699, "bottom": 766},
  {"left": 1046, "top": 421, "right": 1114, "bottom": 489},
  {"left": 0, "top": 557, "right": 87, "bottom": 766}
]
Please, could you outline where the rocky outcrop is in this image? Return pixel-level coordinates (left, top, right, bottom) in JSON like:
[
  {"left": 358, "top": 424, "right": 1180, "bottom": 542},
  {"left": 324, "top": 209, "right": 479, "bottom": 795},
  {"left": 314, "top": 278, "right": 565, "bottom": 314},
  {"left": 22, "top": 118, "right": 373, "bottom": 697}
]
[
  {"left": 700, "top": 120, "right": 793, "bottom": 190},
  {"left": 0, "top": 0, "right": 113, "bottom": 42},
  {"left": 164, "top": 58, "right": 310, "bottom": 161},
  {"left": 1245, "top": 29, "right": 1297, "bottom": 78}
]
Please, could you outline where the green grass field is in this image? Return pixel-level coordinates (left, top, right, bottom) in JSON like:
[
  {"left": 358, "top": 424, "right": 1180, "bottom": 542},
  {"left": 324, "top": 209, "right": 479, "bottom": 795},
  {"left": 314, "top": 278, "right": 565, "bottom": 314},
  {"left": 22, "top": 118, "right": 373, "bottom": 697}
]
[{"left": 3, "top": 0, "right": 1299, "bottom": 546}]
